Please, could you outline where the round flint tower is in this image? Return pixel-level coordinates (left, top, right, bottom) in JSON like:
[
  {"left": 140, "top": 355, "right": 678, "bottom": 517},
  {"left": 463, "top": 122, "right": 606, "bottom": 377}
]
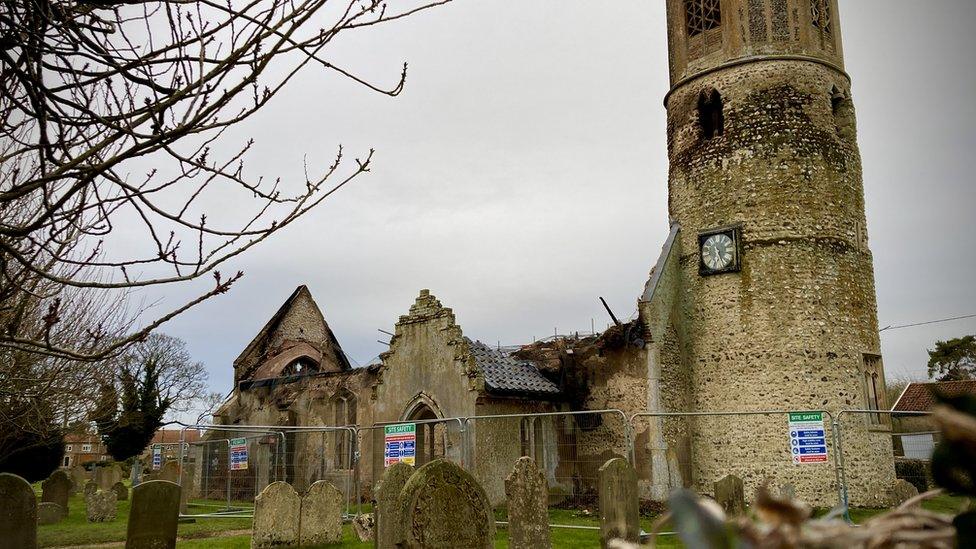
[{"left": 664, "top": 0, "right": 894, "bottom": 505}]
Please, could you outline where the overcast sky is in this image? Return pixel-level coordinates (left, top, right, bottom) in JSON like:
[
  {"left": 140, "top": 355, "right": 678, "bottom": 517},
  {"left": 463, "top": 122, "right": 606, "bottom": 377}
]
[{"left": 134, "top": 0, "right": 976, "bottom": 398}]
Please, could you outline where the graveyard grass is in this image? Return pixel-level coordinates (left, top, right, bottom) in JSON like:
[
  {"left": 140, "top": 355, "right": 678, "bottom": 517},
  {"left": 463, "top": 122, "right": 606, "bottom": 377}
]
[{"left": 33, "top": 483, "right": 965, "bottom": 548}]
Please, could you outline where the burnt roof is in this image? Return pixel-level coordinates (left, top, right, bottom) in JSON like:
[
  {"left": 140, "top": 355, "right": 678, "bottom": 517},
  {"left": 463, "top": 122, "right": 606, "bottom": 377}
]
[
  {"left": 892, "top": 380, "right": 976, "bottom": 412},
  {"left": 466, "top": 339, "right": 561, "bottom": 397}
]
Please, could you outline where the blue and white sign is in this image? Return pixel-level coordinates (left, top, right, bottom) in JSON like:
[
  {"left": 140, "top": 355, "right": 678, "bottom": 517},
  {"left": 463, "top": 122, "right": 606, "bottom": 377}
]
[
  {"left": 152, "top": 446, "right": 162, "bottom": 470},
  {"left": 229, "top": 438, "right": 248, "bottom": 471},
  {"left": 788, "top": 412, "right": 828, "bottom": 464}
]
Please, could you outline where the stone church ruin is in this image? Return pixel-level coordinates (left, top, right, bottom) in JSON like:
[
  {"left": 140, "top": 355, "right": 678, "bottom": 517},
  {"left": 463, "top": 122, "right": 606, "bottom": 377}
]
[{"left": 210, "top": 0, "right": 897, "bottom": 510}]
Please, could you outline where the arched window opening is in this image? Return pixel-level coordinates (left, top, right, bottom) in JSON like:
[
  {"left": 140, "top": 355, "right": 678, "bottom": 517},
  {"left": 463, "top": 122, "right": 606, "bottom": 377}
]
[
  {"left": 684, "top": 0, "right": 722, "bottom": 38},
  {"left": 863, "top": 354, "right": 887, "bottom": 426},
  {"left": 830, "top": 86, "right": 845, "bottom": 116},
  {"left": 281, "top": 356, "right": 318, "bottom": 377},
  {"left": 333, "top": 390, "right": 357, "bottom": 469},
  {"left": 698, "top": 89, "right": 724, "bottom": 140}
]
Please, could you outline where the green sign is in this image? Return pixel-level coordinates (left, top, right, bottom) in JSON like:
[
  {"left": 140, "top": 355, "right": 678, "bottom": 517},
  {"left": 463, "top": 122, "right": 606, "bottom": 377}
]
[
  {"left": 788, "top": 412, "right": 823, "bottom": 422},
  {"left": 384, "top": 423, "right": 416, "bottom": 467}
]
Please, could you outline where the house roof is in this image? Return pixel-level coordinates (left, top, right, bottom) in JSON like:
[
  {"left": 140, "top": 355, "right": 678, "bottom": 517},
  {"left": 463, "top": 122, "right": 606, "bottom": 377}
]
[
  {"left": 467, "top": 339, "right": 561, "bottom": 397},
  {"left": 892, "top": 380, "right": 976, "bottom": 412}
]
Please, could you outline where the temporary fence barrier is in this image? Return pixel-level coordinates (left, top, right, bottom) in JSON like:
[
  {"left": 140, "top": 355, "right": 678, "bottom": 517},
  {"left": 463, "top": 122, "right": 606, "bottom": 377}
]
[
  {"left": 462, "top": 409, "right": 631, "bottom": 526},
  {"left": 629, "top": 410, "right": 841, "bottom": 510},
  {"left": 833, "top": 409, "right": 933, "bottom": 522}
]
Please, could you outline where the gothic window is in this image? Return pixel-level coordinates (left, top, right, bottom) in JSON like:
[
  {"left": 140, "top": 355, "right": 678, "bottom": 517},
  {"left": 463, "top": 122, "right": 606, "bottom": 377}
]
[
  {"left": 684, "top": 0, "right": 722, "bottom": 38},
  {"left": 863, "top": 354, "right": 887, "bottom": 426},
  {"left": 281, "top": 356, "right": 318, "bottom": 376},
  {"left": 811, "top": 0, "right": 832, "bottom": 35},
  {"left": 698, "top": 88, "right": 725, "bottom": 139},
  {"left": 333, "top": 390, "right": 357, "bottom": 468}
]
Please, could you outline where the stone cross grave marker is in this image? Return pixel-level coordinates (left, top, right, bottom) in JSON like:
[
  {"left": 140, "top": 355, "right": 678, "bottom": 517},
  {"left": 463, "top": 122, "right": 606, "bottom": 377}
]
[
  {"left": 598, "top": 458, "right": 640, "bottom": 549},
  {"left": 41, "top": 470, "right": 72, "bottom": 513},
  {"left": 86, "top": 489, "right": 118, "bottom": 522},
  {"left": 504, "top": 457, "right": 552, "bottom": 549},
  {"left": 300, "top": 481, "right": 343, "bottom": 546},
  {"left": 0, "top": 473, "right": 37, "bottom": 549},
  {"left": 374, "top": 462, "right": 412, "bottom": 549},
  {"left": 252, "top": 482, "right": 301, "bottom": 549},
  {"left": 125, "top": 480, "right": 181, "bottom": 549},
  {"left": 112, "top": 482, "right": 129, "bottom": 501},
  {"left": 37, "top": 502, "right": 65, "bottom": 525},
  {"left": 394, "top": 459, "right": 494, "bottom": 549},
  {"left": 714, "top": 474, "right": 746, "bottom": 517}
]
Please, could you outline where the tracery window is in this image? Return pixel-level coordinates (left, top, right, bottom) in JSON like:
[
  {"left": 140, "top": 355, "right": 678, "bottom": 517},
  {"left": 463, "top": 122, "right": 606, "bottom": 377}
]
[
  {"left": 684, "top": 0, "right": 722, "bottom": 38},
  {"left": 811, "top": 0, "right": 832, "bottom": 35}
]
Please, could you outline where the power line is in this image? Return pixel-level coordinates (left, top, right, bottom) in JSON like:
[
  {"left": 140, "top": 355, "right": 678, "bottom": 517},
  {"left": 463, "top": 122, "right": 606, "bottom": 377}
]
[{"left": 879, "top": 313, "right": 976, "bottom": 333}]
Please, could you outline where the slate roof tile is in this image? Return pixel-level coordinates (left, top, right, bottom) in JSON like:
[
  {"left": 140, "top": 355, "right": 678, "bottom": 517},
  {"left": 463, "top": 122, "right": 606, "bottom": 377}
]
[{"left": 466, "top": 339, "right": 561, "bottom": 397}]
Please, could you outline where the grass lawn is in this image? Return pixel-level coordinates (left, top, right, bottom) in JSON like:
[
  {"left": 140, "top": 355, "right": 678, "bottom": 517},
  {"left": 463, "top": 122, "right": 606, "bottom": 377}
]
[{"left": 35, "top": 484, "right": 963, "bottom": 548}]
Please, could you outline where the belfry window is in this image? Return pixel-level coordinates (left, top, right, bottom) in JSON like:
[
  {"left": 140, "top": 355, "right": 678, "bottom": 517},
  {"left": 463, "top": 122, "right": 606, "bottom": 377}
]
[
  {"left": 811, "top": 0, "right": 832, "bottom": 35},
  {"left": 698, "top": 88, "right": 724, "bottom": 139},
  {"left": 684, "top": 0, "right": 722, "bottom": 38}
]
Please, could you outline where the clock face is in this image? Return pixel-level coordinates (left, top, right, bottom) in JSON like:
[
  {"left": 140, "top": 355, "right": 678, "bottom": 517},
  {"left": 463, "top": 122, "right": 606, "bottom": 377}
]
[{"left": 701, "top": 232, "right": 736, "bottom": 271}]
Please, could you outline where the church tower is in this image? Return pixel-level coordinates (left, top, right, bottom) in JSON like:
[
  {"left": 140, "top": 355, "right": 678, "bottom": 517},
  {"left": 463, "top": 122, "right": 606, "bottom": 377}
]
[{"left": 659, "top": 0, "right": 894, "bottom": 505}]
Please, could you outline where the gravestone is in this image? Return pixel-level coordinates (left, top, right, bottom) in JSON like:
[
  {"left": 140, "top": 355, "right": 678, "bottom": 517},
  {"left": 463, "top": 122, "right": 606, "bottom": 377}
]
[
  {"left": 393, "top": 459, "right": 494, "bottom": 548},
  {"left": 598, "top": 458, "right": 640, "bottom": 549},
  {"left": 353, "top": 513, "right": 374, "bottom": 542},
  {"left": 86, "top": 490, "right": 118, "bottom": 522},
  {"left": 157, "top": 460, "right": 181, "bottom": 484},
  {"left": 713, "top": 474, "right": 746, "bottom": 517},
  {"left": 252, "top": 482, "right": 301, "bottom": 549},
  {"left": 84, "top": 480, "right": 98, "bottom": 497},
  {"left": 0, "top": 473, "right": 37, "bottom": 549},
  {"left": 890, "top": 479, "right": 920, "bottom": 506},
  {"left": 504, "top": 457, "right": 552, "bottom": 549},
  {"left": 71, "top": 465, "right": 88, "bottom": 494},
  {"left": 130, "top": 460, "right": 142, "bottom": 488},
  {"left": 374, "top": 462, "right": 412, "bottom": 549},
  {"left": 255, "top": 444, "right": 271, "bottom": 497},
  {"left": 96, "top": 464, "right": 122, "bottom": 491},
  {"left": 41, "top": 470, "right": 72, "bottom": 513},
  {"left": 180, "top": 467, "right": 194, "bottom": 513},
  {"left": 125, "top": 480, "right": 181, "bottom": 549},
  {"left": 112, "top": 482, "right": 129, "bottom": 501},
  {"left": 299, "top": 481, "right": 343, "bottom": 546},
  {"left": 37, "top": 502, "right": 65, "bottom": 525},
  {"left": 188, "top": 446, "right": 204, "bottom": 499}
]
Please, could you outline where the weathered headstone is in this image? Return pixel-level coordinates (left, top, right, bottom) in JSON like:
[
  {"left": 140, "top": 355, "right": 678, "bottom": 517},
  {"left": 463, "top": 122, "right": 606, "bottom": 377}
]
[
  {"left": 180, "top": 467, "right": 194, "bottom": 513},
  {"left": 255, "top": 444, "right": 271, "bottom": 497},
  {"left": 393, "top": 459, "right": 494, "bottom": 548},
  {"left": 188, "top": 446, "right": 204, "bottom": 499},
  {"left": 0, "top": 473, "right": 37, "bottom": 548},
  {"left": 71, "top": 465, "right": 89, "bottom": 493},
  {"left": 86, "top": 490, "right": 118, "bottom": 522},
  {"left": 252, "top": 482, "right": 301, "bottom": 549},
  {"left": 41, "top": 470, "right": 72, "bottom": 513},
  {"left": 157, "top": 460, "right": 181, "bottom": 484},
  {"left": 598, "top": 458, "right": 639, "bottom": 549},
  {"left": 112, "top": 481, "right": 129, "bottom": 501},
  {"left": 130, "top": 460, "right": 142, "bottom": 488},
  {"left": 300, "top": 481, "right": 343, "bottom": 546},
  {"left": 125, "top": 480, "right": 181, "bottom": 549},
  {"left": 504, "top": 457, "right": 552, "bottom": 549},
  {"left": 96, "top": 464, "right": 122, "bottom": 491},
  {"left": 84, "top": 480, "right": 98, "bottom": 496},
  {"left": 37, "top": 502, "right": 65, "bottom": 525},
  {"left": 890, "top": 479, "right": 920, "bottom": 506},
  {"left": 374, "top": 462, "right": 412, "bottom": 549},
  {"left": 713, "top": 474, "right": 746, "bottom": 517}
]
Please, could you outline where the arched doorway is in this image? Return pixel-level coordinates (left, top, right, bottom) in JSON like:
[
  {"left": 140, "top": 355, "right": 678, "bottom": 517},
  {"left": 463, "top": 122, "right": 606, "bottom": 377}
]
[{"left": 403, "top": 399, "right": 446, "bottom": 466}]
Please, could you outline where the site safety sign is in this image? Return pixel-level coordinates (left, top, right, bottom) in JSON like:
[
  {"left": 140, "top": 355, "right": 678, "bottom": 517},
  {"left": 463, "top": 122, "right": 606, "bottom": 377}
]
[
  {"left": 788, "top": 412, "right": 828, "bottom": 464},
  {"left": 384, "top": 423, "right": 416, "bottom": 467},
  {"left": 229, "top": 438, "right": 249, "bottom": 471},
  {"left": 152, "top": 446, "right": 162, "bottom": 470}
]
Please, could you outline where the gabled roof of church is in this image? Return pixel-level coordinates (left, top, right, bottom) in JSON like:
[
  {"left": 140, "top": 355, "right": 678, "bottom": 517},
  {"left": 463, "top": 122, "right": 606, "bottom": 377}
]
[
  {"left": 467, "top": 339, "right": 561, "bottom": 397},
  {"left": 234, "top": 285, "right": 352, "bottom": 373}
]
